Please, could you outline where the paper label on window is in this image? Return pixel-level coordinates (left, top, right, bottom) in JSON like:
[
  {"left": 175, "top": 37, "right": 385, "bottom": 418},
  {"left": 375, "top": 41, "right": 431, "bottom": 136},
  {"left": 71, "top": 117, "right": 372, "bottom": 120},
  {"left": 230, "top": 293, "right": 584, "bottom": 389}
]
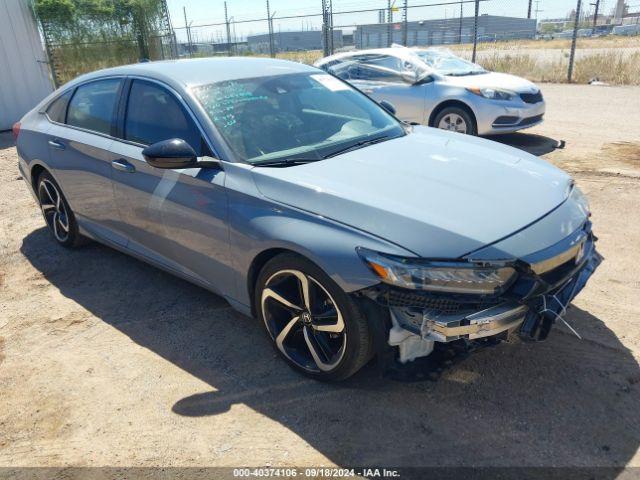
[{"left": 310, "top": 74, "right": 350, "bottom": 91}]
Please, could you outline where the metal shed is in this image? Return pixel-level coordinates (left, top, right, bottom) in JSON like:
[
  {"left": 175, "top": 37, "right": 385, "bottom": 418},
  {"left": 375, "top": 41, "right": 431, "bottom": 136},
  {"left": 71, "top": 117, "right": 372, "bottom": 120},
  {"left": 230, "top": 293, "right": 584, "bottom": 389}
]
[{"left": 0, "top": 0, "right": 53, "bottom": 130}]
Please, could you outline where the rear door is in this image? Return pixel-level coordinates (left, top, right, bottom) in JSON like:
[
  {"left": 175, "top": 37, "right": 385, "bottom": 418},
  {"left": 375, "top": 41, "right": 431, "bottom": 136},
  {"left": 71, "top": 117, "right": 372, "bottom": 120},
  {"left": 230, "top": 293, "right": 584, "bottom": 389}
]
[
  {"left": 109, "top": 78, "right": 229, "bottom": 287},
  {"left": 45, "top": 78, "right": 127, "bottom": 246}
]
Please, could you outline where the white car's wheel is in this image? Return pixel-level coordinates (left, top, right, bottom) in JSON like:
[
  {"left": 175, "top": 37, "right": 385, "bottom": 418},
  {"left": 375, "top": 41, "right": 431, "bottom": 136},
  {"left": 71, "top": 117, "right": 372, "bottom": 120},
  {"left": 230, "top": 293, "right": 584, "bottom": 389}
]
[{"left": 433, "top": 107, "right": 477, "bottom": 135}]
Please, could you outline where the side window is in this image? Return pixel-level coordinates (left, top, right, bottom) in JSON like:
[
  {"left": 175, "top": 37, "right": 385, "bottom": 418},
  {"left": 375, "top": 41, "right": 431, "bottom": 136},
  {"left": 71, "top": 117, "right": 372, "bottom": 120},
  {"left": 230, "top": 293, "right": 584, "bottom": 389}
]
[
  {"left": 67, "top": 79, "right": 121, "bottom": 135},
  {"left": 46, "top": 90, "right": 73, "bottom": 123},
  {"left": 351, "top": 54, "right": 405, "bottom": 83},
  {"left": 124, "top": 80, "right": 203, "bottom": 155}
]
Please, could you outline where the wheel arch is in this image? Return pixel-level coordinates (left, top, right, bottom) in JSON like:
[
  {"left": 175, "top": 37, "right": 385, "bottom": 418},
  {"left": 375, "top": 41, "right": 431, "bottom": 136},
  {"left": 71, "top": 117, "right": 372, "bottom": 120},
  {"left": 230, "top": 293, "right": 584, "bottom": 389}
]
[
  {"left": 30, "top": 163, "right": 48, "bottom": 193},
  {"left": 247, "top": 247, "right": 297, "bottom": 317},
  {"left": 428, "top": 99, "right": 478, "bottom": 131}
]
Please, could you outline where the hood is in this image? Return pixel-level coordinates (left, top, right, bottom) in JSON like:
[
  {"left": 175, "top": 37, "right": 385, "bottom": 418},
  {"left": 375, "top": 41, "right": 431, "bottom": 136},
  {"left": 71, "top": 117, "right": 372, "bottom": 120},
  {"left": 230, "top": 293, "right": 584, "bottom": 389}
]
[
  {"left": 442, "top": 71, "right": 540, "bottom": 93},
  {"left": 251, "top": 127, "right": 571, "bottom": 259}
]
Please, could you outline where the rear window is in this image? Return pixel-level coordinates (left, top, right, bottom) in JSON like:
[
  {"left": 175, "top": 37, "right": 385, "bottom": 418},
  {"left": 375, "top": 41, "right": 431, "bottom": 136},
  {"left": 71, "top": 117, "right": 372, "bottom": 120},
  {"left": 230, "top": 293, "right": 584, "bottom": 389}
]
[
  {"left": 46, "top": 90, "right": 72, "bottom": 123},
  {"left": 67, "top": 79, "right": 121, "bottom": 135}
]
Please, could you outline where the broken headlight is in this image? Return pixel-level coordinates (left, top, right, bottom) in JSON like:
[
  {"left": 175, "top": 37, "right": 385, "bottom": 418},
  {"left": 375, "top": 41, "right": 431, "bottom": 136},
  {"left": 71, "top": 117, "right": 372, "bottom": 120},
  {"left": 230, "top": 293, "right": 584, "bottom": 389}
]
[{"left": 357, "top": 247, "right": 516, "bottom": 294}]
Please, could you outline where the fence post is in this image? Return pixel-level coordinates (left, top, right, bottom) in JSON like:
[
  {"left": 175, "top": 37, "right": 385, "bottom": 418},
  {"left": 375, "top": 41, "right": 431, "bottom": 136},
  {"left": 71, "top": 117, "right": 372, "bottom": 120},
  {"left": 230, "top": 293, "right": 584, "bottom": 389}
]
[
  {"left": 183, "top": 6, "right": 192, "bottom": 58},
  {"left": 592, "top": 0, "right": 600, "bottom": 28},
  {"left": 387, "top": 0, "right": 392, "bottom": 47},
  {"left": 458, "top": 0, "right": 463, "bottom": 44},
  {"left": 321, "top": 0, "right": 329, "bottom": 56},
  {"left": 568, "top": 0, "right": 581, "bottom": 82},
  {"left": 402, "top": 0, "right": 408, "bottom": 46},
  {"left": 329, "top": 0, "right": 334, "bottom": 55},
  {"left": 224, "top": 1, "right": 232, "bottom": 56},
  {"left": 472, "top": 0, "right": 480, "bottom": 62},
  {"left": 266, "top": 0, "right": 275, "bottom": 58}
]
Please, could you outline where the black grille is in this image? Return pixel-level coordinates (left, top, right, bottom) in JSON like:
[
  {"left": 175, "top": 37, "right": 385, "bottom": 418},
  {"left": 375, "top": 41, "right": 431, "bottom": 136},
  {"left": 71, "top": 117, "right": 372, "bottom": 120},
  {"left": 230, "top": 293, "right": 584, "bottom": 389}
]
[
  {"left": 493, "top": 115, "right": 519, "bottom": 126},
  {"left": 387, "top": 290, "right": 462, "bottom": 313},
  {"left": 518, "top": 114, "right": 544, "bottom": 127},
  {"left": 520, "top": 91, "right": 543, "bottom": 104},
  {"left": 385, "top": 289, "right": 498, "bottom": 315}
]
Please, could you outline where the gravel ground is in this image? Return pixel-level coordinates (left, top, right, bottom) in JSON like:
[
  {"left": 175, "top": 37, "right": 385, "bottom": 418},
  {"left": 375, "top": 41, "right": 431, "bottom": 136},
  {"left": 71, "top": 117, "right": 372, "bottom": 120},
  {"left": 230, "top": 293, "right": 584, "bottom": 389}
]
[{"left": 0, "top": 83, "right": 639, "bottom": 471}]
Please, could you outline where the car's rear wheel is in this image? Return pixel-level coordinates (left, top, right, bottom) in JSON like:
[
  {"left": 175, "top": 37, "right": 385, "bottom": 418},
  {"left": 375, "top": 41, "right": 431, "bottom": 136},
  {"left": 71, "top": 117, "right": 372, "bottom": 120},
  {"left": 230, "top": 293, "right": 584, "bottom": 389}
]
[
  {"left": 433, "top": 107, "right": 477, "bottom": 135},
  {"left": 36, "top": 171, "right": 84, "bottom": 248},
  {"left": 255, "top": 253, "right": 373, "bottom": 381}
]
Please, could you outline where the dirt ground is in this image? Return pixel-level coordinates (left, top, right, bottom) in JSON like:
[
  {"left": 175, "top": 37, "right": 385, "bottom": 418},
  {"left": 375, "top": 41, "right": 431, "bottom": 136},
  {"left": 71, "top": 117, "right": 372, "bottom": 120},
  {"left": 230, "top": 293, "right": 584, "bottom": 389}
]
[{"left": 1, "top": 83, "right": 639, "bottom": 472}]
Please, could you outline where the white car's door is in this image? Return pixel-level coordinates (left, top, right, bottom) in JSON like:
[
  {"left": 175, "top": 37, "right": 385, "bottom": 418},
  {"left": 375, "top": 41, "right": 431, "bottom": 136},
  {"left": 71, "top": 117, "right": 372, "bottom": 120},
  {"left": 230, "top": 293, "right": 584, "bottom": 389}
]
[{"left": 329, "top": 54, "right": 427, "bottom": 124}]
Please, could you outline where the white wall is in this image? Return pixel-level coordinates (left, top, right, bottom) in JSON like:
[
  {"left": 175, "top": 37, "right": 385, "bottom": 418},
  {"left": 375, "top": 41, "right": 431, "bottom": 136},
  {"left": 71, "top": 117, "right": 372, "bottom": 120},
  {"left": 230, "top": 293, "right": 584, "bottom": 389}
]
[{"left": 0, "top": 0, "right": 53, "bottom": 130}]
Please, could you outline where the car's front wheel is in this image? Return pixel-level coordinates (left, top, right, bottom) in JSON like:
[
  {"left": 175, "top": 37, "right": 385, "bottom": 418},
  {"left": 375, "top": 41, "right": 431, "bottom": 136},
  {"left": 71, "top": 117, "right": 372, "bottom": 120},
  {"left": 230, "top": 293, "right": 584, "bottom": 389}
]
[
  {"left": 433, "top": 106, "right": 477, "bottom": 135},
  {"left": 36, "top": 171, "right": 85, "bottom": 248},
  {"left": 255, "top": 253, "right": 373, "bottom": 381}
]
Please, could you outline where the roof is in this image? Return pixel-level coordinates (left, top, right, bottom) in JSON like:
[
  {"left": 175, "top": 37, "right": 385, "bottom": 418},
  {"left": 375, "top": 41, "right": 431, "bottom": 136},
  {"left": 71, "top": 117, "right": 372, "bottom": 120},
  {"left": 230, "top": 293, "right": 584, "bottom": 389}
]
[
  {"left": 66, "top": 56, "right": 319, "bottom": 89},
  {"left": 315, "top": 46, "right": 421, "bottom": 66}
]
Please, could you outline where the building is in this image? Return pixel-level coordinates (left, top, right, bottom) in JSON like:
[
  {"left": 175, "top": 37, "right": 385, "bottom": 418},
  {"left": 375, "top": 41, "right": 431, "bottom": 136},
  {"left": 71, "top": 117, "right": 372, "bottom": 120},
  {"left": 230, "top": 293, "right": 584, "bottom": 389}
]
[
  {"left": 354, "top": 15, "right": 536, "bottom": 49},
  {"left": 247, "top": 30, "right": 343, "bottom": 54},
  {"left": 0, "top": 0, "right": 53, "bottom": 130}
]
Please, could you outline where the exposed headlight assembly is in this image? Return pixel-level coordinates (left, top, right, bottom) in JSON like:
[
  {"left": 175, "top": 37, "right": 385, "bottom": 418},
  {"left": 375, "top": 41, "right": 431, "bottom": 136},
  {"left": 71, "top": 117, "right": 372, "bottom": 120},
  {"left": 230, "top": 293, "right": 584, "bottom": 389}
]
[
  {"left": 570, "top": 184, "right": 591, "bottom": 217},
  {"left": 467, "top": 87, "right": 515, "bottom": 101},
  {"left": 357, "top": 248, "right": 516, "bottom": 294}
]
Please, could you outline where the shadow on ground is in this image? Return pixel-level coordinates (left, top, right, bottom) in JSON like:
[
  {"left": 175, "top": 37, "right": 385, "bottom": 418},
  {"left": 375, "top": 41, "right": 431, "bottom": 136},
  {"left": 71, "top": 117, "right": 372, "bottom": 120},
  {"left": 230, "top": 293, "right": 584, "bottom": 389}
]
[
  {"left": 20, "top": 224, "right": 639, "bottom": 470},
  {"left": 490, "top": 132, "right": 563, "bottom": 156},
  {"left": 0, "top": 131, "right": 16, "bottom": 150}
]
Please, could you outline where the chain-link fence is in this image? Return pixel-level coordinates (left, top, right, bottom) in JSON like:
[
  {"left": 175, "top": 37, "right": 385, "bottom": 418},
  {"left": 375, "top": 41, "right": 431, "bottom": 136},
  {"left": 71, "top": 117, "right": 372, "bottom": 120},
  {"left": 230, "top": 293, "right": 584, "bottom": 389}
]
[
  {"left": 172, "top": 0, "right": 638, "bottom": 85},
  {"left": 35, "top": 0, "right": 640, "bottom": 86},
  {"left": 36, "top": 0, "right": 176, "bottom": 86}
]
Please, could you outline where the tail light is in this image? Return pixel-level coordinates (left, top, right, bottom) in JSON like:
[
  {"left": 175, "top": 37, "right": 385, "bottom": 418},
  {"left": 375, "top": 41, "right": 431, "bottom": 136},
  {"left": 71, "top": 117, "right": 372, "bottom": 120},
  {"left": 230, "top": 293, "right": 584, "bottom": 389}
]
[{"left": 12, "top": 122, "right": 21, "bottom": 140}]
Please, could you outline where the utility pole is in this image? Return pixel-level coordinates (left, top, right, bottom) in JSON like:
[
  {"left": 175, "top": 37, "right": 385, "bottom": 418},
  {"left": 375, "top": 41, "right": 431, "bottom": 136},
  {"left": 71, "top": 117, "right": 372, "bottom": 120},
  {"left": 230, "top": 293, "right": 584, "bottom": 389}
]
[
  {"left": 183, "top": 6, "right": 193, "bottom": 58},
  {"left": 528, "top": 0, "right": 533, "bottom": 18},
  {"left": 224, "top": 2, "right": 232, "bottom": 56},
  {"left": 534, "top": 0, "right": 543, "bottom": 21},
  {"left": 568, "top": 0, "right": 582, "bottom": 82},
  {"left": 591, "top": 0, "right": 600, "bottom": 28}
]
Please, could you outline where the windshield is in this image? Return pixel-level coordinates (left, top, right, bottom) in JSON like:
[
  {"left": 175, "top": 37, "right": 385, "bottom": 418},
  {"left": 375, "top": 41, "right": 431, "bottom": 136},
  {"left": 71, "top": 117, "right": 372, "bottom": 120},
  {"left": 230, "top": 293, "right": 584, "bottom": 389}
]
[
  {"left": 192, "top": 72, "right": 404, "bottom": 165},
  {"left": 413, "top": 49, "right": 486, "bottom": 76}
]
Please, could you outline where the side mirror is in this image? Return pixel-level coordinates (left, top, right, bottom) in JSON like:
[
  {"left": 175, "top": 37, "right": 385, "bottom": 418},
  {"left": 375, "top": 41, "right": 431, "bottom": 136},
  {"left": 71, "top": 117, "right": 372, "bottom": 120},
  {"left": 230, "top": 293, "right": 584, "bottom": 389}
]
[
  {"left": 142, "top": 138, "right": 197, "bottom": 169},
  {"left": 400, "top": 70, "right": 418, "bottom": 84},
  {"left": 379, "top": 100, "right": 396, "bottom": 115}
]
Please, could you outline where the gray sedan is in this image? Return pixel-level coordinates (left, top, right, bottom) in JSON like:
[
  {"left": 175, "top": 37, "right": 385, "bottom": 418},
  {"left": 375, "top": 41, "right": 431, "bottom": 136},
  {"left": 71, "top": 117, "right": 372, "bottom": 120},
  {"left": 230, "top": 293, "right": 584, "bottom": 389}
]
[
  {"left": 15, "top": 58, "right": 599, "bottom": 381},
  {"left": 315, "top": 47, "right": 545, "bottom": 136}
]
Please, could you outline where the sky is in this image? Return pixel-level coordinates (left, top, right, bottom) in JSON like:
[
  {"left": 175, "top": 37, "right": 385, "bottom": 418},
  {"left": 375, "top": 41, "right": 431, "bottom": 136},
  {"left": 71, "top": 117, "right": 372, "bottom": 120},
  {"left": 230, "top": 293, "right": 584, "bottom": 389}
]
[{"left": 166, "top": 0, "right": 621, "bottom": 43}]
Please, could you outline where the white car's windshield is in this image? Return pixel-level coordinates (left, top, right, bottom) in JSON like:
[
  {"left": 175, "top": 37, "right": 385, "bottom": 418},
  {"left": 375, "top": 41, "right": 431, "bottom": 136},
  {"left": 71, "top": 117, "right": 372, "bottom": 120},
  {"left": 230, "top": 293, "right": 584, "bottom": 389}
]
[
  {"left": 193, "top": 72, "right": 404, "bottom": 165},
  {"left": 414, "top": 49, "right": 486, "bottom": 76}
]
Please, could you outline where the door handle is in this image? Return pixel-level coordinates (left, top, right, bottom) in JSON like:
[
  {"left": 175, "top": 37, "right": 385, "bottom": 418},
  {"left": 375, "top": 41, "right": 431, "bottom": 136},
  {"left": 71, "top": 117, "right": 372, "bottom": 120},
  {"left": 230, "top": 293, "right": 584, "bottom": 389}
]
[
  {"left": 111, "top": 159, "right": 136, "bottom": 173},
  {"left": 48, "top": 139, "right": 65, "bottom": 150}
]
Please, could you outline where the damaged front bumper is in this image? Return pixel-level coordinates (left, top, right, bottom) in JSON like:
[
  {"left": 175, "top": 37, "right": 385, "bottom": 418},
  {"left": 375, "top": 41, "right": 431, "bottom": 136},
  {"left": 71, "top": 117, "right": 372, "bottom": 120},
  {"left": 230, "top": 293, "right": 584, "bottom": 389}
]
[{"left": 359, "top": 225, "right": 603, "bottom": 364}]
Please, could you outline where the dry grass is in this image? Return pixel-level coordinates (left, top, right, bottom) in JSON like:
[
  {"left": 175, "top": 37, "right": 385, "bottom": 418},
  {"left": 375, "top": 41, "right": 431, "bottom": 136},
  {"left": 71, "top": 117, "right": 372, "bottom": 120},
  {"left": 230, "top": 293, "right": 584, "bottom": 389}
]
[
  {"left": 477, "top": 51, "right": 640, "bottom": 85},
  {"left": 449, "top": 35, "right": 640, "bottom": 52}
]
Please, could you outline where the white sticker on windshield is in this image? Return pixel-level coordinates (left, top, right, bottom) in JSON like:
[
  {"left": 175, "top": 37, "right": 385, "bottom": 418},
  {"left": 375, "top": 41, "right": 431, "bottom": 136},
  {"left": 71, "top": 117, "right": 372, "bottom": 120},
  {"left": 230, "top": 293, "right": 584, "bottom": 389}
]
[{"left": 310, "top": 74, "right": 350, "bottom": 91}]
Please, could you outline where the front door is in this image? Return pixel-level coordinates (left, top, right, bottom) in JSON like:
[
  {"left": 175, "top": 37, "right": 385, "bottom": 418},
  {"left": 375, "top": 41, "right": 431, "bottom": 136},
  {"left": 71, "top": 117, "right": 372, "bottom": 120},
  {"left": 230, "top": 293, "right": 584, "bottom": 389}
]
[
  {"left": 331, "top": 53, "right": 427, "bottom": 124},
  {"left": 110, "top": 79, "right": 230, "bottom": 288}
]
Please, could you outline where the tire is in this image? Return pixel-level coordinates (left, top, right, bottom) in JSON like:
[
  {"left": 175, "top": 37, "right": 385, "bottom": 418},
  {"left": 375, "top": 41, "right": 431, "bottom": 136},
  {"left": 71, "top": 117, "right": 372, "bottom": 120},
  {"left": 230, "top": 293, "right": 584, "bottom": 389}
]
[
  {"left": 255, "top": 253, "right": 373, "bottom": 381},
  {"left": 36, "top": 171, "right": 86, "bottom": 248},
  {"left": 433, "top": 106, "right": 477, "bottom": 135}
]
